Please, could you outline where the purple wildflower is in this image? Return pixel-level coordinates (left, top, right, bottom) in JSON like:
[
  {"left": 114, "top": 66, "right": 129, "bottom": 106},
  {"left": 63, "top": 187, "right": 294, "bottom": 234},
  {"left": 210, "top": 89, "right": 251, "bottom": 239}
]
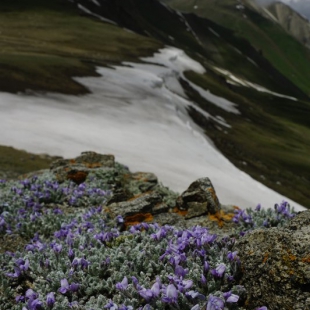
[
  {"left": 5, "top": 266, "right": 21, "bottom": 278},
  {"left": 51, "top": 243, "right": 62, "bottom": 254},
  {"left": 206, "top": 295, "right": 224, "bottom": 310},
  {"left": 174, "top": 265, "right": 188, "bottom": 278},
  {"left": 139, "top": 281, "right": 160, "bottom": 302},
  {"left": 211, "top": 263, "right": 226, "bottom": 278},
  {"left": 104, "top": 300, "right": 118, "bottom": 310},
  {"left": 116, "top": 277, "right": 128, "bottom": 291},
  {"left": 27, "top": 299, "right": 43, "bottom": 310},
  {"left": 162, "top": 284, "right": 178, "bottom": 304},
  {"left": 186, "top": 290, "right": 205, "bottom": 300},
  {"left": 46, "top": 292, "right": 55, "bottom": 308},
  {"left": 58, "top": 279, "right": 70, "bottom": 294},
  {"left": 223, "top": 291, "right": 239, "bottom": 303},
  {"left": 25, "top": 289, "right": 38, "bottom": 301},
  {"left": 58, "top": 279, "right": 79, "bottom": 294},
  {"left": 15, "top": 295, "right": 25, "bottom": 303},
  {"left": 227, "top": 251, "right": 238, "bottom": 261}
]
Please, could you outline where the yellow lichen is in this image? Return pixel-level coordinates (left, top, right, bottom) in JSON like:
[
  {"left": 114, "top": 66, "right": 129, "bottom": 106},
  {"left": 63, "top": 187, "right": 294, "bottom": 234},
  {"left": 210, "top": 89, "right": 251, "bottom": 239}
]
[
  {"left": 263, "top": 252, "right": 269, "bottom": 263},
  {"left": 172, "top": 207, "right": 188, "bottom": 216},
  {"left": 208, "top": 210, "right": 235, "bottom": 228},
  {"left": 124, "top": 213, "right": 153, "bottom": 229}
]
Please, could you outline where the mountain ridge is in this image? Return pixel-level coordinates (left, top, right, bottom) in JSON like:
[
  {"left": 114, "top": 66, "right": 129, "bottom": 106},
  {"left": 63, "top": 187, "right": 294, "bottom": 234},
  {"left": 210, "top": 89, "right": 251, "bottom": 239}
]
[{"left": 0, "top": 0, "right": 310, "bottom": 207}]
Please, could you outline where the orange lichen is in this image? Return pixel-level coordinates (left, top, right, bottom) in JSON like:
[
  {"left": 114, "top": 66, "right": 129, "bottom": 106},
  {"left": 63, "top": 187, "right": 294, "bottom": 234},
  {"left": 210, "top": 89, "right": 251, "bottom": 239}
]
[
  {"left": 263, "top": 252, "right": 269, "bottom": 263},
  {"left": 124, "top": 213, "right": 154, "bottom": 229},
  {"left": 127, "top": 191, "right": 152, "bottom": 201},
  {"left": 301, "top": 256, "right": 310, "bottom": 263},
  {"left": 207, "top": 187, "right": 218, "bottom": 203},
  {"left": 69, "top": 159, "right": 76, "bottom": 164},
  {"left": 66, "top": 171, "right": 88, "bottom": 184},
  {"left": 172, "top": 207, "right": 188, "bottom": 216},
  {"left": 283, "top": 253, "right": 297, "bottom": 262},
  {"left": 84, "top": 162, "right": 102, "bottom": 169},
  {"left": 208, "top": 210, "right": 235, "bottom": 228}
]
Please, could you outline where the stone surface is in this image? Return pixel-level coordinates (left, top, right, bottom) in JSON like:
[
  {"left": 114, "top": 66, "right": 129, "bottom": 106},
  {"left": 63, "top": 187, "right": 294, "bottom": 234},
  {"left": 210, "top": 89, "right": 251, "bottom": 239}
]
[
  {"left": 235, "top": 210, "right": 310, "bottom": 310},
  {"left": 176, "top": 177, "right": 221, "bottom": 215},
  {"left": 48, "top": 152, "right": 234, "bottom": 234},
  {"left": 50, "top": 151, "right": 115, "bottom": 184}
]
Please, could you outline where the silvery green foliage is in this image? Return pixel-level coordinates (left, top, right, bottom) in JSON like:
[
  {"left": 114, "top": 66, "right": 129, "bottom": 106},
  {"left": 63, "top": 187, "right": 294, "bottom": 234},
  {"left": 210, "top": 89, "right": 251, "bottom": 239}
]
[
  {"left": 0, "top": 173, "right": 296, "bottom": 310},
  {"left": 0, "top": 172, "right": 112, "bottom": 238},
  {"left": 232, "top": 202, "right": 296, "bottom": 236},
  {"left": 0, "top": 204, "right": 245, "bottom": 310}
]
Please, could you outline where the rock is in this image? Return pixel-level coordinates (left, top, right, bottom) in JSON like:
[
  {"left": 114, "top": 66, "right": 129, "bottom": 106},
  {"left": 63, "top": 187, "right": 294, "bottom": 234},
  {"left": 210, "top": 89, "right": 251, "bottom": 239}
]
[
  {"left": 50, "top": 151, "right": 115, "bottom": 184},
  {"left": 106, "top": 191, "right": 168, "bottom": 218},
  {"left": 49, "top": 152, "right": 235, "bottom": 233},
  {"left": 235, "top": 210, "right": 310, "bottom": 310},
  {"left": 176, "top": 177, "right": 221, "bottom": 216}
]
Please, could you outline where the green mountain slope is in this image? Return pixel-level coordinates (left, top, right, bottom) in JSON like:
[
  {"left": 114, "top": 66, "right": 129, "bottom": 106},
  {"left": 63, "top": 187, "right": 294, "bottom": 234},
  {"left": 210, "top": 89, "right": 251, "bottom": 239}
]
[
  {"left": 0, "top": 0, "right": 162, "bottom": 94},
  {"left": 162, "top": 0, "right": 310, "bottom": 97},
  {"left": 1, "top": 0, "right": 310, "bottom": 207}
]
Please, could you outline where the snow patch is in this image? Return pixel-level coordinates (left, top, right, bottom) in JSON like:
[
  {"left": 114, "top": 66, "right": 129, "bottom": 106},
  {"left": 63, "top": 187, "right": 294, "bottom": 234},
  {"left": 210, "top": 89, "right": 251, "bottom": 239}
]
[
  {"left": 214, "top": 67, "right": 298, "bottom": 101},
  {"left": 0, "top": 47, "right": 305, "bottom": 211}
]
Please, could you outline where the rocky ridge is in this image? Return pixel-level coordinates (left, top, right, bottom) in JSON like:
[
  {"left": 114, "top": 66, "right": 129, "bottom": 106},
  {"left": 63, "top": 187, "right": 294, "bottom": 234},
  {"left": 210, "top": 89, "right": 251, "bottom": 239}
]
[
  {"left": 48, "top": 152, "right": 310, "bottom": 308},
  {"left": 1, "top": 151, "right": 309, "bottom": 310}
]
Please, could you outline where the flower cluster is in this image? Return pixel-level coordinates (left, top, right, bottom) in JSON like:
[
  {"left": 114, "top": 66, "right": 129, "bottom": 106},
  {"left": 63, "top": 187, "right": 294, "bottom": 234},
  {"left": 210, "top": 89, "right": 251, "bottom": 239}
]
[
  {"left": 232, "top": 202, "right": 296, "bottom": 236},
  {"left": 0, "top": 171, "right": 297, "bottom": 310},
  {"left": 0, "top": 173, "right": 112, "bottom": 239}
]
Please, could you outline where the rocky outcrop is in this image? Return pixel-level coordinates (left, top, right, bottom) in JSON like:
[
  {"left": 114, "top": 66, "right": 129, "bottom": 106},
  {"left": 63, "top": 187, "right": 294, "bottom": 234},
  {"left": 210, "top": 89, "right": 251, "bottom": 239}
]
[
  {"left": 268, "top": 2, "right": 310, "bottom": 49},
  {"left": 49, "top": 151, "right": 236, "bottom": 234},
  {"left": 50, "top": 151, "right": 115, "bottom": 184},
  {"left": 235, "top": 210, "right": 310, "bottom": 310}
]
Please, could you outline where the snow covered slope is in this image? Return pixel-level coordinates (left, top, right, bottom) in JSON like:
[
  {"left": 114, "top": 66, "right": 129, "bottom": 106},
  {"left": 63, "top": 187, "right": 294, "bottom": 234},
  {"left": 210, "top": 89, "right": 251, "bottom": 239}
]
[{"left": 0, "top": 47, "right": 306, "bottom": 211}]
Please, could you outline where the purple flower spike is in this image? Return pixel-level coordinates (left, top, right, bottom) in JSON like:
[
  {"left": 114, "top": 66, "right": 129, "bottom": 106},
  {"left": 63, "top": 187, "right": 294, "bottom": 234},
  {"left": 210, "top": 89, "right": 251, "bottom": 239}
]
[
  {"left": 69, "top": 282, "right": 80, "bottom": 292},
  {"left": 255, "top": 204, "right": 261, "bottom": 211},
  {"left": 119, "top": 305, "right": 133, "bottom": 310},
  {"left": 162, "top": 284, "right": 178, "bottom": 304},
  {"left": 256, "top": 307, "right": 268, "bottom": 310},
  {"left": 116, "top": 276, "right": 128, "bottom": 291},
  {"left": 206, "top": 295, "right": 224, "bottom": 310},
  {"left": 151, "top": 281, "right": 160, "bottom": 297},
  {"left": 68, "top": 248, "right": 75, "bottom": 261},
  {"left": 52, "top": 243, "right": 62, "bottom": 254},
  {"left": 28, "top": 298, "right": 43, "bottom": 310},
  {"left": 116, "top": 215, "right": 124, "bottom": 224},
  {"left": 174, "top": 265, "right": 188, "bottom": 278},
  {"left": 104, "top": 300, "right": 119, "bottom": 310},
  {"left": 46, "top": 292, "right": 55, "bottom": 308},
  {"left": 201, "top": 274, "right": 207, "bottom": 285},
  {"left": 139, "top": 288, "right": 154, "bottom": 302},
  {"left": 58, "top": 279, "right": 70, "bottom": 294},
  {"left": 5, "top": 266, "right": 21, "bottom": 278},
  {"left": 16, "top": 295, "right": 25, "bottom": 303},
  {"left": 25, "top": 289, "right": 38, "bottom": 301},
  {"left": 227, "top": 294, "right": 239, "bottom": 303},
  {"left": 227, "top": 251, "right": 238, "bottom": 261},
  {"left": 211, "top": 263, "right": 226, "bottom": 278},
  {"left": 204, "top": 261, "right": 209, "bottom": 272},
  {"left": 223, "top": 291, "right": 239, "bottom": 303}
]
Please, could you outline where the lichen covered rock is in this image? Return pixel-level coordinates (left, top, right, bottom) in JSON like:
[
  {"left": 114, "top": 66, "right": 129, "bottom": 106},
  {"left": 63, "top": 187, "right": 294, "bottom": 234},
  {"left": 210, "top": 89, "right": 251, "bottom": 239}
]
[
  {"left": 176, "top": 177, "right": 221, "bottom": 215},
  {"left": 235, "top": 210, "right": 310, "bottom": 310}
]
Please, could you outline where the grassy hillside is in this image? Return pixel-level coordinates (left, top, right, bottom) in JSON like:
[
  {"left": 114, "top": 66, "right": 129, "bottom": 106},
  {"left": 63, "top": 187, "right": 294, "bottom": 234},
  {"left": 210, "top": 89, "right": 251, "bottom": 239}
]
[
  {"left": 0, "top": 0, "right": 162, "bottom": 94},
  {"left": 162, "top": 0, "right": 310, "bottom": 97}
]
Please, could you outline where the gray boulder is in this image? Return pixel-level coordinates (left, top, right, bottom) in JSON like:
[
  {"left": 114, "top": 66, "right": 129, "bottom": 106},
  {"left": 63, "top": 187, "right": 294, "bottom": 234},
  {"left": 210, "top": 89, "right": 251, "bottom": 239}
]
[{"left": 235, "top": 210, "right": 310, "bottom": 310}]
